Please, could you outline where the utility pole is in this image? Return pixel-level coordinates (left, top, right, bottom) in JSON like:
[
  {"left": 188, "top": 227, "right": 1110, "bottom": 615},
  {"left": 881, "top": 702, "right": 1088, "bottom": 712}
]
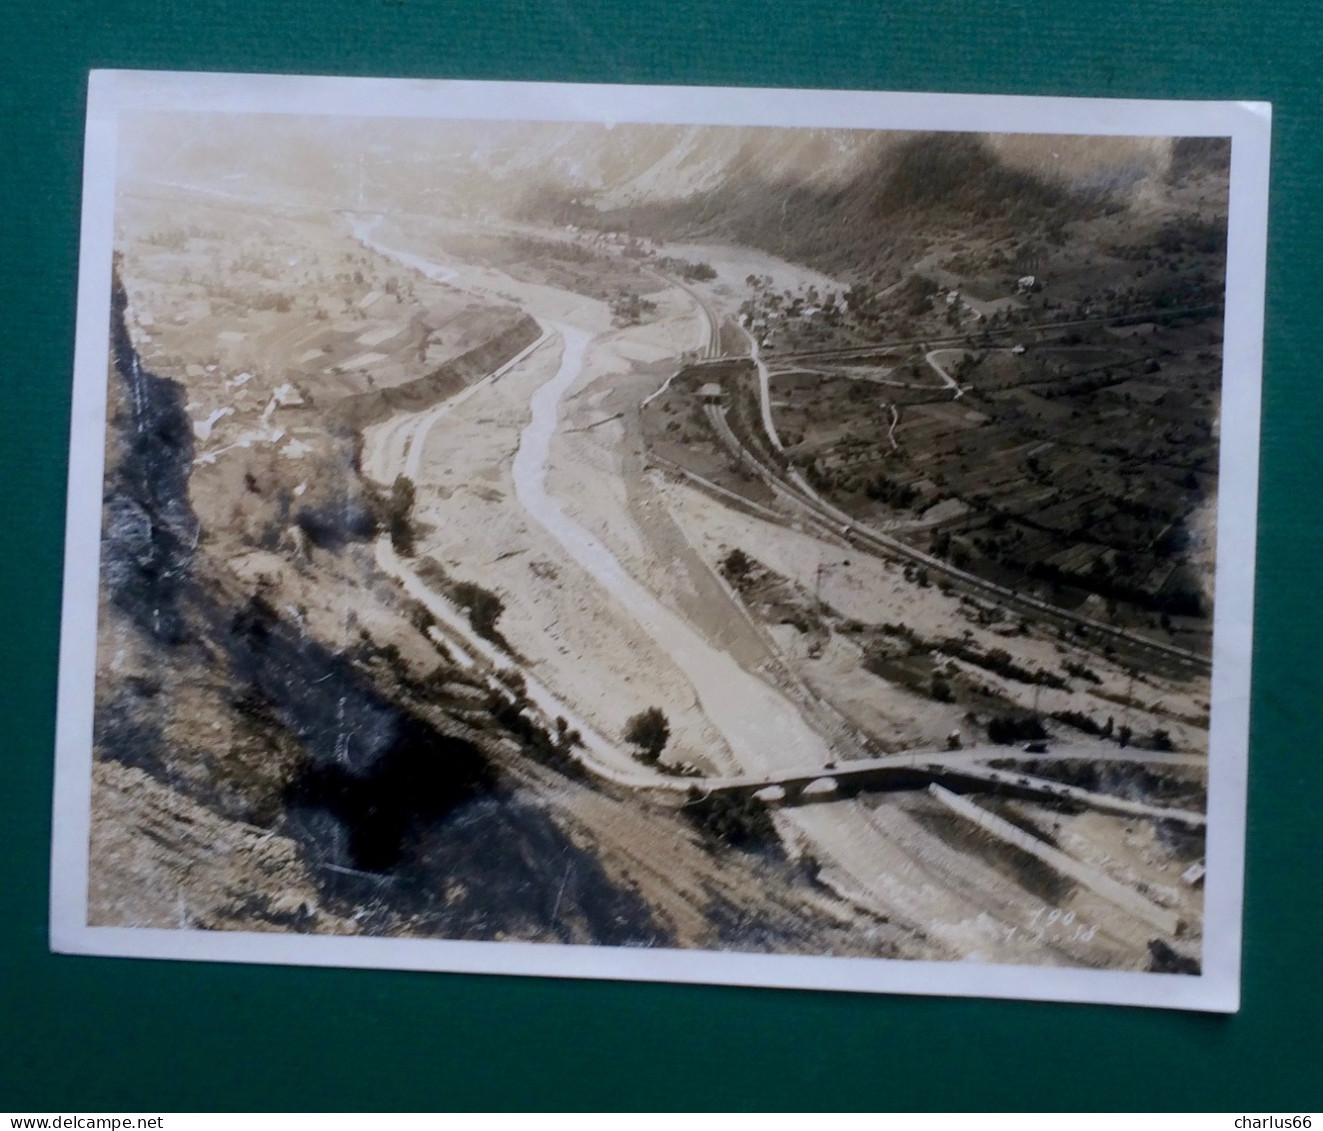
[{"left": 815, "top": 556, "right": 850, "bottom": 616}]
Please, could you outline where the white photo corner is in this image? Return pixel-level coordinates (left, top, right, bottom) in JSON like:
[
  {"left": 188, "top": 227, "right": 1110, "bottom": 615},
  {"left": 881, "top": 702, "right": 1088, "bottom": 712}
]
[{"left": 51, "top": 70, "right": 1271, "bottom": 1011}]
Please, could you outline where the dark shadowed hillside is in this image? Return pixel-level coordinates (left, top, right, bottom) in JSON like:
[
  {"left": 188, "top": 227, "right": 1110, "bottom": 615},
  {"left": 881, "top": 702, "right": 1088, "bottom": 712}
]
[{"left": 526, "top": 132, "right": 1129, "bottom": 279}]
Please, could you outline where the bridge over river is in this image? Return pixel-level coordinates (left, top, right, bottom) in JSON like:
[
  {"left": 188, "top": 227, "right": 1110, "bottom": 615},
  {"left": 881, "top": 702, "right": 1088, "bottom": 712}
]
[{"left": 671, "top": 744, "right": 1207, "bottom": 828}]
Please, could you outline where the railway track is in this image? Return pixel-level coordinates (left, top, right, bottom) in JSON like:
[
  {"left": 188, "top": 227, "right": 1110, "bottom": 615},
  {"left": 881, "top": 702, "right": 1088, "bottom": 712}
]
[
  {"left": 659, "top": 269, "right": 721, "bottom": 358},
  {"left": 702, "top": 399, "right": 1212, "bottom": 675}
]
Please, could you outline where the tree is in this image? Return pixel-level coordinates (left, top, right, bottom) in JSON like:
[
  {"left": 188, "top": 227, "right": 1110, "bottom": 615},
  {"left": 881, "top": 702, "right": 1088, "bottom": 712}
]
[
  {"left": 720, "top": 547, "right": 754, "bottom": 582},
  {"left": 388, "top": 475, "right": 416, "bottom": 556},
  {"left": 624, "top": 707, "right": 670, "bottom": 763},
  {"left": 453, "top": 581, "right": 504, "bottom": 640}
]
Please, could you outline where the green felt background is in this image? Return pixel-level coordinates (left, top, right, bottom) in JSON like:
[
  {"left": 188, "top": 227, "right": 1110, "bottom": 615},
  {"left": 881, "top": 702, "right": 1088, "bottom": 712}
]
[{"left": 1, "top": 0, "right": 1319, "bottom": 1112}]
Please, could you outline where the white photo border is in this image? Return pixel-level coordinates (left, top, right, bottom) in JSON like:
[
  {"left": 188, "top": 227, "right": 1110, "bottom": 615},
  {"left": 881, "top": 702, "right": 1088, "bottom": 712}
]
[{"left": 51, "top": 70, "right": 1272, "bottom": 1012}]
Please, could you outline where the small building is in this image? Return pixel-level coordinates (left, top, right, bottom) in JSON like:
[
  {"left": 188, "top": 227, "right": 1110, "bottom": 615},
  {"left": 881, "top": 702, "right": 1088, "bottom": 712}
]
[
  {"left": 698, "top": 382, "right": 725, "bottom": 404},
  {"left": 270, "top": 382, "right": 305, "bottom": 408}
]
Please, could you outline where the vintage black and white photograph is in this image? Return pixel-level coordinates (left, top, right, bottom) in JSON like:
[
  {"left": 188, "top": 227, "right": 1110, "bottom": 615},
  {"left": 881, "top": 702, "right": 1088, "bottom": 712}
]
[{"left": 51, "top": 73, "right": 1269, "bottom": 1010}]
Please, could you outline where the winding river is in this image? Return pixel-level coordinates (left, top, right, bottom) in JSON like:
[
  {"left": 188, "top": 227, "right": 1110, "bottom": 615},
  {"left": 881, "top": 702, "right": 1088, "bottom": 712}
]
[
  {"left": 511, "top": 322, "right": 832, "bottom": 777},
  {"left": 351, "top": 211, "right": 845, "bottom": 779}
]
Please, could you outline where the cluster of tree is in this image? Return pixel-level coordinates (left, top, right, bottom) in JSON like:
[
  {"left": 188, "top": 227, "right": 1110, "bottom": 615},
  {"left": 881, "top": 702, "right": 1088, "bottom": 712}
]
[
  {"left": 1062, "top": 660, "right": 1102, "bottom": 684},
  {"left": 1154, "top": 216, "right": 1226, "bottom": 256},
  {"left": 244, "top": 290, "right": 294, "bottom": 313},
  {"left": 610, "top": 291, "right": 658, "bottom": 325},
  {"left": 682, "top": 789, "right": 779, "bottom": 853},
  {"left": 865, "top": 472, "right": 920, "bottom": 508},
  {"left": 800, "top": 458, "right": 925, "bottom": 511},
  {"left": 1034, "top": 359, "right": 1147, "bottom": 403},
  {"left": 1036, "top": 715, "right": 1175, "bottom": 751},
  {"left": 553, "top": 715, "right": 583, "bottom": 751},
  {"left": 937, "top": 638, "right": 1068, "bottom": 690},
  {"left": 986, "top": 713, "right": 1048, "bottom": 745},
  {"left": 658, "top": 256, "right": 717, "bottom": 282},
  {"left": 900, "top": 274, "right": 940, "bottom": 316},
  {"left": 507, "top": 234, "right": 600, "bottom": 266},
  {"left": 294, "top": 499, "right": 378, "bottom": 553},
  {"left": 476, "top": 668, "right": 586, "bottom": 780},
  {"left": 279, "top": 460, "right": 385, "bottom": 555},
  {"left": 1029, "top": 558, "right": 1205, "bottom": 619},
  {"left": 861, "top": 646, "right": 933, "bottom": 699}
]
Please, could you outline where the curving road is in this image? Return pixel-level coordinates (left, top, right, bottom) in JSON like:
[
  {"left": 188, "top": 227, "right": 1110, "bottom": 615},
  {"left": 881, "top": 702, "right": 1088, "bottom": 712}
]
[
  {"left": 924, "top": 348, "right": 966, "bottom": 399},
  {"left": 355, "top": 228, "right": 1204, "bottom": 951},
  {"left": 742, "top": 322, "right": 785, "bottom": 453}
]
